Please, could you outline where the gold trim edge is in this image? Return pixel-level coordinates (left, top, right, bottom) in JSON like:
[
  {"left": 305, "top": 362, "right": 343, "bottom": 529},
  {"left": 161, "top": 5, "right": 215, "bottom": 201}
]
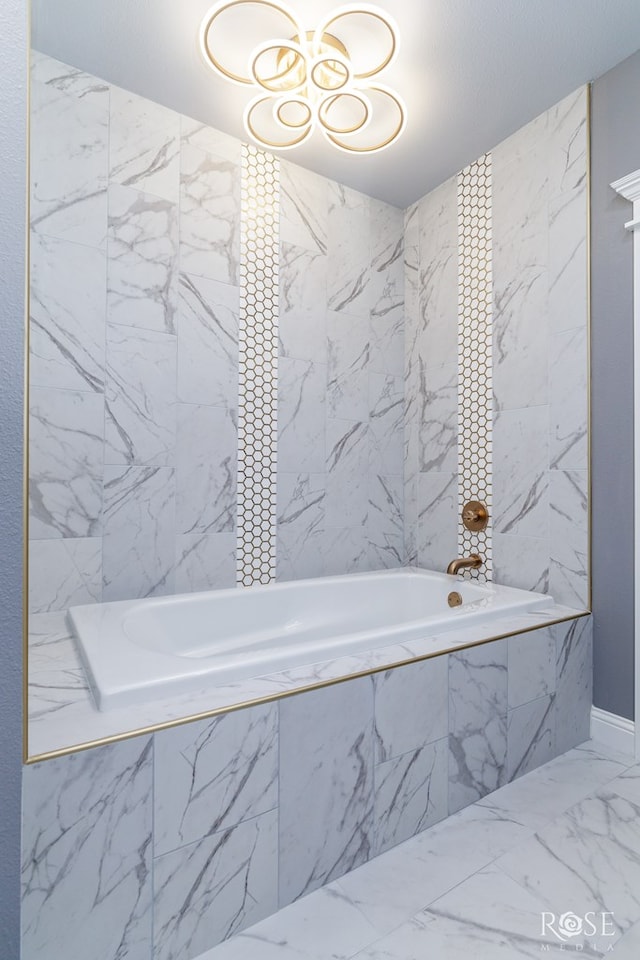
[
  {"left": 22, "top": 27, "right": 32, "bottom": 766},
  {"left": 25, "top": 609, "right": 590, "bottom": 765}
]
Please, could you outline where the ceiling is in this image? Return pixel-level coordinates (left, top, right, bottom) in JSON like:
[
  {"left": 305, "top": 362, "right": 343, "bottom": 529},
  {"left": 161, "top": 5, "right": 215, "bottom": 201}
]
[{"left": 32, "top": 0, "right": 640, "bottom": 208}]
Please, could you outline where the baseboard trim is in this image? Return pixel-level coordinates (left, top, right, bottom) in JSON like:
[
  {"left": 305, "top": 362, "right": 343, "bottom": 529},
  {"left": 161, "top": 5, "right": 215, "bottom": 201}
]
[{"left": 590, "top": 706, "right": 635, "bottom": 756}]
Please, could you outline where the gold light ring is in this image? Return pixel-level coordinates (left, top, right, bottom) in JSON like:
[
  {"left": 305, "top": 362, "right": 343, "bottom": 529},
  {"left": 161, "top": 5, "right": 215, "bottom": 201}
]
[
  {"left": 244, "top": 95, "right": 315, "bottom": 149},
  {"left": 310, "top": 53, "right": 351, "bottom": 91},
  {"left": 318, "top": 92, "right": 370, "bottom": 135},
  {"left": 314, "top": 5, "right": 398, "bottom": 80},
  {"left": 276, "top": 96, "right": 314, "bottom": 129},
  {"left": 200, "top": 0, "right": 304, "bottom": 85},
  {"left": 251, "top": 40, "right": 308, "bottom": 92},
  {"left": 323, "top": 85, "right": 406, "bottom": 153}
]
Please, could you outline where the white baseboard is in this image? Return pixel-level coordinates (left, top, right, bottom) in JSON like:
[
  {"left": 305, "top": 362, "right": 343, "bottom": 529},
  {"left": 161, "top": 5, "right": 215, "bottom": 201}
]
[{"left": 590, "top": 706, "right": 635, "bottom": 757}]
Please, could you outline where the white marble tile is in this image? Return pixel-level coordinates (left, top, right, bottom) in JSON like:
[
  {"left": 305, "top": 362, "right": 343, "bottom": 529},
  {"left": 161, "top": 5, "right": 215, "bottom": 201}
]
[
  {"left": 547, "top": 87, "right": 588, "bottom": 199},
  {"left": 29, "top": 537, "right": 102, "bottom": 614},
  {"left": 327, "top": 183, "right": 371, "bottom": 315},
  {"left": 279, "top": 243, "right": 327, "bottom": 362},
  {"left": 176, "top": 404, "right": 236, "bottom": 535},
  {"left": 508, "top": 628, "right": 556, "bottom": 708},
  {"left": 320, "top": 526, "right": 372, "bottom": 576},
  {"left": 104, "top": 324, "right": 176, "bottom": 466},
  {"left": 370, "top": 200, "right": 404, "bottom": 378},
  {"left": 197, "top": 884, "right": 380, "bottom": 960},
  {"left": 449, "top": 640, "right": 508, "bottom": 812},
  {"left": 326, "top": 419, "right": 370, "bottom": 528},
  {"left": 605, "top": 765, "right": 640, "bottom": 807},
  {"left": 21, "top": 737, "right": 152, "bottom": 960},
  {"left": 30, "top": 55, "right": 108, "bottom": 247},
  {"left": 280, "top": 160, "right": 329, "bottom": 254},
  {"left": 277, "top": 472, "right": 326, "bottom": 581},
  {"left": 418, "top": 361, "right": 458, "bottom": 473},
  {"left": 336, "top": 802, "right": 536, "bottom": 943},
  {"left": 374, "top": 737, "right": 449, "bottom": 854},
  {"left": 180, "top": 142, "right": 240, "bottom": 285},
  {"left": 555, "top": 617, "right": 592, "bottom": 754},
  {"left": 493, "top": 406, "right": 549, "bottom": 538},
  {"left": 31, "top": 50, "right": 107, "bottom": 109},
  {"left": 374, "top": 655, "right": 448, "bottom": 761},
  {"left": 278, "top": 358, "right": 326, "bottom": 473},
  {"left": 416, "top": 472, "right": 458, "bottom": 571},
  {"left": 107, "top": 183, "right": 179, "bottom": 335},
  {"left": 154, "top": 809, "right": 278, "bottom": 960},
  {"left": 507, "top": 694, "right": 556, "bottom": 780},
  {"left": 610, "top": 918, "right": 640, "bottom": 960},
  {"left": 368, "top": 533, "right": 404, "bottom": 571},
  {"left": 354, "top": 864, "right": 577, "bottom": 959},
  {"left": 549, "top": 183, "right": 588, "bottom": 335},
  {"left": 492, "top": 139, "right": 549, "bottom": 413},
  {"left": 181, "top": 116, "right": 241, "bottom": 164},
  {"left": 154, "top": 704, "right": 278, "bottom": 856},
  {"left": 368, "top": 475, "right": 403, "bottom": 548},
  {"left": 109, "top": 86, "right": 180, "bottom": 202},
  {"left": 176, "top": 273, "right": 239, "bottom": 408},
  {"left": 279, "top": 678, "right": 374, "bottom": 905},
  {"left": 30, "top": 232, "right": 106, "bottom": 392},
  {"left": 369, "top": 375, "right": 403, "bottom": 476},
  {"left": 29, "top": 387, "right": 104, "bottom": 539},
  {"left": 417, "top": 177, "right": 459, "bottom": 370},
  {"left": 497, "top": 790, "right": 640, "bottom": 948},
  {"left": 476, "top": 741, "right": 631, "bottom": 833},
  {"left": 28, "top": 613, "right": 90, "bottom": 722},
  {"left": 327, "top": 310, "right": 370, "bottom": 419},
  {"left": 550, "top": 325, "right": 588, "bottom": 470},
  {"left": 175, "top": 533, "right": 236, "bottom": 593},
  {"left": 549, "top": 469, "right": 589, "bottom": 609},
  {"left": 102, "top": 465, "right": 175, "bottom": 601},
  {"left": 492, "top": 533, "right": 550, "bottom": 595}
]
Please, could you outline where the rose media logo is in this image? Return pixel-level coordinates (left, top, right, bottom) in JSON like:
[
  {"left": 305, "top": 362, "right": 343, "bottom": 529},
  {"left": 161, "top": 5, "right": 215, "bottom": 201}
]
[{"left": 540, "top": 911, "right": 616, "bottom": 952}]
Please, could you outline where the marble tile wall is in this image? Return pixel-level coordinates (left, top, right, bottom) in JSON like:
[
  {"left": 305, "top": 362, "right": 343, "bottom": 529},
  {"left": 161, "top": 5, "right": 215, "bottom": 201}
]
[
  {"left": 22, "top": 617, "right": 592, "bottom": 960},
  {"left": 29, "top": 52, "right": 405, "bottom": 618},
  {"left": 277, "top": 165, "right": 405, "bottom": 580},
  {"left": 29, "top": 52, "right": 241, "bottom": 614},
  {"left": 405, "top": 88, "right": 589, "bottom": 609}
]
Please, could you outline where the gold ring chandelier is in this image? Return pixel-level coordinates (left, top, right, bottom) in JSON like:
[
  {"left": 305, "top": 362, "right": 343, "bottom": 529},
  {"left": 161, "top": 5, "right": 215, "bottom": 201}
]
[{"left": 199, "top": 1, "right": 406, "bottom": 154}]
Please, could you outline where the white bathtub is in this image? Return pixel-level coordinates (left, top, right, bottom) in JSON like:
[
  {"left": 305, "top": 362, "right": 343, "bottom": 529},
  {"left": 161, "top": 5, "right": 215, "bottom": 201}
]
[{"left": 68, "top": 568, "right": 552, "bottom": 711}]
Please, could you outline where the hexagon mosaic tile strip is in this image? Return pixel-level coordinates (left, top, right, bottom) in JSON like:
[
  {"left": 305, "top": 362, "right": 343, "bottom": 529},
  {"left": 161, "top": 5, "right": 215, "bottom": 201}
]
[
  {"left": 238, "top": 145, "right": 280, "bottom": 586},
  {"left": 457, "top": 155, "right": 493, "bottom": 581}
]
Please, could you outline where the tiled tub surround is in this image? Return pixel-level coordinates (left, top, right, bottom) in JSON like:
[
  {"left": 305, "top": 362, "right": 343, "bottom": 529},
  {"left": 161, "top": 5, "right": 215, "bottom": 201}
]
[
  {"left": 404, "top": 88, "right": 589, "bottom": 608},
  {"left": 28, "top": 50, "right": 405, "bottom": 622},
  {"left": 22, "top": 616, "right": 591, "bottom": 960},
  {"left": 28, "top": 584, "right": 581, "bottom": 757}
]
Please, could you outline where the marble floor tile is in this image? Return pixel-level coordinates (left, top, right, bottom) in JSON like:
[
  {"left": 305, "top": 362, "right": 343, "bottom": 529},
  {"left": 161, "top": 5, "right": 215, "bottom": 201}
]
[
  {"left": 334, "top": 798, "right": 537, "bottom": 941},
  {"left": 496, "top": 789, "right": 640, "bottom": 944},
  {"left": 194, "top": 885, "right": 380, "bottom": 960},
  {"left": 353, "top": 865, "right": 600, "bottom": 959},
  {"left": 193, "top": 744, "right": 631, "bottom": 960}
]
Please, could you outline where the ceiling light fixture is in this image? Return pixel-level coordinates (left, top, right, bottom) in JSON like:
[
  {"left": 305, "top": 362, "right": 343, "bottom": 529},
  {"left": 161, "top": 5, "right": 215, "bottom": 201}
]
[{"left": 200, "top": 1, "right": 406, "bottom": 154}]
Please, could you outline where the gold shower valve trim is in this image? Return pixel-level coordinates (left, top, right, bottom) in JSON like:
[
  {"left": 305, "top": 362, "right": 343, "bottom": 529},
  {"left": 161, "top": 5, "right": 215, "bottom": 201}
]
[
  {"left": 200, "top": 1, "right": 406, "bottom": 153},
  {"left": 462, "top": 501, "right": 489, "bottom": 532}
]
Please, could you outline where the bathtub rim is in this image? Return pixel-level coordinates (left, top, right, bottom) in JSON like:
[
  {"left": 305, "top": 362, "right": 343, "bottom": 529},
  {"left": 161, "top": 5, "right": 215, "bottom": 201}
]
[{"left": 26, "top": 606, "right": 590, "bottom": 765}]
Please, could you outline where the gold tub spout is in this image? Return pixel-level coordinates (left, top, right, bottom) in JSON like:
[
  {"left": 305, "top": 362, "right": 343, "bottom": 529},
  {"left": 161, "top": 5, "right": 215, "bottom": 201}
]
[{"left": 446, "top": 554, "right": 483, "bottom": 576}]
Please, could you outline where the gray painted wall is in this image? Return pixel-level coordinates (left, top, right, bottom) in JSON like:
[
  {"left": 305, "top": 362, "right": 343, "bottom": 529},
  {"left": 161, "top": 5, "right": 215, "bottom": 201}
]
[
  {"left": 591, "top": 49, "right": 640, "bottom": 719},
  {"left": 0, "top": 0, "right": 27, "bottom": 955}
]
